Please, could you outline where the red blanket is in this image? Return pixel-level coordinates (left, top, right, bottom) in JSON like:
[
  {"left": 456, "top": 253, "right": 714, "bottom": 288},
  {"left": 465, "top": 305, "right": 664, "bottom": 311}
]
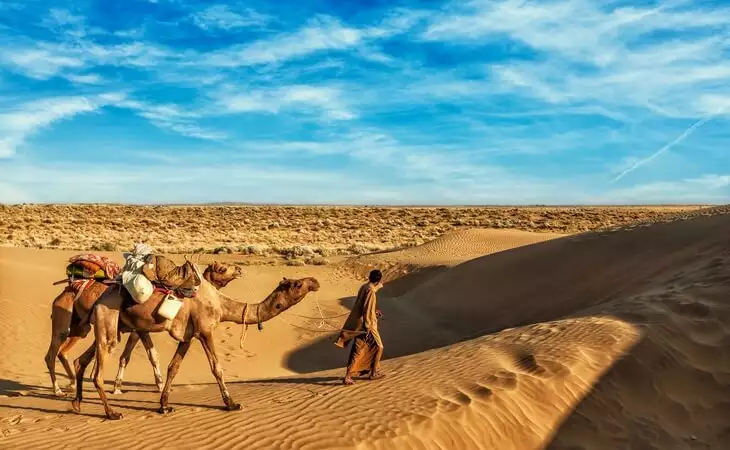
[{"left": 68, "top": 253, "right": 121, "bottom": 279}]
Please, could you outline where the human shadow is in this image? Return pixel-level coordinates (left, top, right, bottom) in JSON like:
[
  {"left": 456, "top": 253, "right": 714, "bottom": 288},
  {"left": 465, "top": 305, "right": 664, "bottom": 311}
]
[{"left": 283, "top": 270, "right": 455, "bottom": 374}]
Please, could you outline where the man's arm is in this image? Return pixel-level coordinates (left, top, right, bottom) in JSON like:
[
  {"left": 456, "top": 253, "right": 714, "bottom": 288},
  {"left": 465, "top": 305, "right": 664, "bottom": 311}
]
[{"left": 363, "top": 288, "right": 378, "bottom": 330}]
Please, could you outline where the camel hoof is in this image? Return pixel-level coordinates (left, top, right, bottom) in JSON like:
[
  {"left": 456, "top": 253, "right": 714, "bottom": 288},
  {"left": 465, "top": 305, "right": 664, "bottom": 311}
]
[
  {"left": 158, "top": 406, "right": 174, "bottom": 414},
  {"left": 225, "top": 402, "right": 242, "bottom": 411},
  {"left": 107, "top": 411, "right": 123, "bottom": 421},
  {"left": 71, "top": 399, "right": 81, "bottom": 413},
  {"left": 111, "top": 388, "right": 123, "bottom": 395},
  {"left": 54, "top": 389, "right": 66, "bottom": 398}
]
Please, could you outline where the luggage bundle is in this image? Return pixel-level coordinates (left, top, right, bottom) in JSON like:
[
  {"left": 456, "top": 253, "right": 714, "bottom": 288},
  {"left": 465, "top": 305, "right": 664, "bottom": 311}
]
[
  {"left": 120, "top": 243, "right": 198, "bottom": 321},
  {"left": 66, "top": 254, "right": 122, "bottom": 281}
]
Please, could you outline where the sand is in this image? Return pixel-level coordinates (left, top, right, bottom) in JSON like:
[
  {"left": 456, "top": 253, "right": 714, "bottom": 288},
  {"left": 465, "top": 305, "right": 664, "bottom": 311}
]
[{"left": 1, "top": 205, "right": 729, "bottom": 449}]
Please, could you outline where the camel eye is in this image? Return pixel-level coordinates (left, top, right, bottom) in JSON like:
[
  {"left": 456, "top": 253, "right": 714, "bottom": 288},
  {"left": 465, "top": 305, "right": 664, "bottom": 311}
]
[{"left": 275, "top": 303, "right": 282, "bottom": 309}]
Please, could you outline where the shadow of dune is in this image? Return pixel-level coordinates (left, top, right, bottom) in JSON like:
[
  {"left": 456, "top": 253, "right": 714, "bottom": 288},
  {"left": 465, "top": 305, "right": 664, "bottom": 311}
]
[{"left": 285, "top": 209, "right": 730, "bottom": 379}]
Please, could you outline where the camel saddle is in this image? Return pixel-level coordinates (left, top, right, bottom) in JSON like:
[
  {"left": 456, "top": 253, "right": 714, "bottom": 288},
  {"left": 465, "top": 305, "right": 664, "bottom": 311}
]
[
  {"left": 139, "top": 255, "right": 201, "bottom": 296},
  {"left": 119, "top": 284, "right": 185, "bottom": 326}
]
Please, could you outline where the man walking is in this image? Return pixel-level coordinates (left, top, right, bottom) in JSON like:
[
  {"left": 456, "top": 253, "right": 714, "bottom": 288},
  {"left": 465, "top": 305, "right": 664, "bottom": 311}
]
[{"left": 335, "top": 269, "right": 385, "bottom": 385}]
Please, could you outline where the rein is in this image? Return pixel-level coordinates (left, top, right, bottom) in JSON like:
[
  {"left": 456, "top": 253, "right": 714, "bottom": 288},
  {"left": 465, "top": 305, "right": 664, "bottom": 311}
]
[{"left": 239, "top": 302, "right": 261, "bottom": 349}]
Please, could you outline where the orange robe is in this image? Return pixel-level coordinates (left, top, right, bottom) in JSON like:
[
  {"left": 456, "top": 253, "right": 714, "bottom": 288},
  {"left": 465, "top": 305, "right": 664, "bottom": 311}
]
[{"left": 335, "top": 282, "right": 383, "bottom": 374}]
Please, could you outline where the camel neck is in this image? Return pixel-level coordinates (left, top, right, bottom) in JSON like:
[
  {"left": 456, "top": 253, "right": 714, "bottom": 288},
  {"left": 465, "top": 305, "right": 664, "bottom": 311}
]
[{"left": 220, "top": 295, "right": 267, "bottom": 325}]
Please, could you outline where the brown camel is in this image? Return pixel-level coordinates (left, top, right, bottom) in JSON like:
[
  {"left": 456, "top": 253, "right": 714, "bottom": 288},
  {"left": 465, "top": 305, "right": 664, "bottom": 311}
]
[
  {"left": 71, "top": 270, "right": 320, "bottom": 420},
  {"left": 45, "top": 261, "right": 243, "bottom": 397},
  {"left": 112, "top": 261, "right": 243, "bottom": 395}
]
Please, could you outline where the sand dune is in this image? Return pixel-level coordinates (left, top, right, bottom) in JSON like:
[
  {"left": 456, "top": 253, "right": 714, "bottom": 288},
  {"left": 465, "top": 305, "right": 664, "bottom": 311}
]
[
  {"left": 1, "top": 205, "right": 729, "bottom": 449},
  {"left": 340, "top": 228, "right": 564, "bottom": 297}
]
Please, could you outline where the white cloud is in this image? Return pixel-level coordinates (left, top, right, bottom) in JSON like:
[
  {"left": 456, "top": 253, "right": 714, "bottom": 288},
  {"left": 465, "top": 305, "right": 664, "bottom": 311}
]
[
  {"left": 0, "top": 94, "right": 120, "bottom": 158},
  {"left": 219, "top": 84, "right": 356, "bottom": 120},
  {"left": 115, "top": 100, "right": 227, "bottom": 141},
  {"left": 64, "top": 73, "right": 104, "bottom": 84},
  {"left": 3, "top": 48, "right": 85, "bottom": 79},
  {"left": 203, "top": 15, "right": 364, "bottom": 67},
  {"left": 190, "top": 5, "right": 271, "bottom": 30},
  {"left": 421, "top": 0, "right": 730, "bottom": 115}
]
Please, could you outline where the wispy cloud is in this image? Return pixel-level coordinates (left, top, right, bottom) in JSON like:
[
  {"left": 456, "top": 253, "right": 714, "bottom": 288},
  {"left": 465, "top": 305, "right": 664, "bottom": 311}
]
[
  {"left": 203, "top": 15, "right": 363, "bottom": 67},
  {"left": 1, "top": 0, "right": 728, "bottom": 204},
  {"left": 612, "top": 104, "right": 729, "bottom": 182},
  {"left": 0, "top": 94, "right": 122, "bottom": 158},
  {"left": 116, "top": 99, "right": 228, "bottom": 141},
  {"left": 217, "top": 84, "right": 356, "bottom": 121},
  {"left": 189, "top": 5, "right": 272, "bottom": 30}
]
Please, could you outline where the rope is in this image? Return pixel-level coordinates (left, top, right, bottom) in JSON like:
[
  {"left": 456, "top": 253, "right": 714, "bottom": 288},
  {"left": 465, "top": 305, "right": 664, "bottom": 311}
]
[
  {"left": 237, "top": 277, "right": 366, "bottom": 339},
  {"left": 239, "top": 303, "right": 249, "bottom": 349},
  {"left": 277, "top": 315, "right": 367, "bottom": 335},
  {"left": 288, "top": 311, "right": 350, "bottom": 320}
]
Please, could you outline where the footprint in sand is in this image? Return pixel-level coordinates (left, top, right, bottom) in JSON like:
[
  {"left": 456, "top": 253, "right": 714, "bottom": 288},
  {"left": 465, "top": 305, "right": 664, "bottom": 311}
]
[
  {"left": 482, "top": 370, "right": 518, "bottom": 391},
  {"left": 511, "top": 350, "right": 573, "bottom": 379}
]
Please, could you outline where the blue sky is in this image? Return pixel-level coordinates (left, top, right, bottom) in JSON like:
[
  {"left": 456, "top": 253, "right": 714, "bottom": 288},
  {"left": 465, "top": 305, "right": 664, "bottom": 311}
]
[{"left": 0, "top": 0, "right": 728, "bottom": 204}]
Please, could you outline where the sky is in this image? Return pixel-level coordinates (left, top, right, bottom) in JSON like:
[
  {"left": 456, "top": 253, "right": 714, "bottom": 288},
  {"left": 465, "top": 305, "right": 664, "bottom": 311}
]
[{"left": 0, "top": 0, "right": 728, "bottom": 205}]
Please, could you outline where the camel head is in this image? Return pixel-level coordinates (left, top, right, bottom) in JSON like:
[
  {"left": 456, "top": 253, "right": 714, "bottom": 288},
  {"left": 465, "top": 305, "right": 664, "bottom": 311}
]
[
  {"left": 203, "top": 261, "right": 244, "bottom": 289},
  {"left": 257, "top": 277, "right": 320, "bottom": 321}
]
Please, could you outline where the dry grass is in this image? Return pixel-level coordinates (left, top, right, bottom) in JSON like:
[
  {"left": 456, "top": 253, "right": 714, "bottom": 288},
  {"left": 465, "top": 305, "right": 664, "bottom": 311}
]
[{"left": 0, "top": 204, "right": 708, "bottom": 259}]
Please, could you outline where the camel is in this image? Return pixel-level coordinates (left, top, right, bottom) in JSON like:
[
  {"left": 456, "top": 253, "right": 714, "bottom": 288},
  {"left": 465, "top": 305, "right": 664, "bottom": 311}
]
[
  {"left": 45, "top": 261, "right": 243, "bottom": 397},
  {"left": 112, "top": 261, "right": 244, "bottom": 395},
  {"left": 70, "top": 270, "right": 320, "bottom": 420}
]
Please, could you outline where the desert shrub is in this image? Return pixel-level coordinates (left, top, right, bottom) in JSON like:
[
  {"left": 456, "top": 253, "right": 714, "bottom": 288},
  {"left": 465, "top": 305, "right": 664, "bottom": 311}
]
[
  {"left": 91, "top": 241, "right": 117, "bottom": 251},
  {"left": 306, "top": 257, "right": 329, "bottom": 266},
  {"left": 50, "top": 237, "right": 62, "bottom": 246},
  {"left": 240, "top": 244, "right": 270, "bottom": 256}
]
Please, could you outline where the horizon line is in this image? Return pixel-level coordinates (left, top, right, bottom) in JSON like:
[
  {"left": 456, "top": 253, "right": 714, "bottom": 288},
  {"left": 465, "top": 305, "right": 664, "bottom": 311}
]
[{"left": 1, "top": 202, "right": 721, "bottom": 208}]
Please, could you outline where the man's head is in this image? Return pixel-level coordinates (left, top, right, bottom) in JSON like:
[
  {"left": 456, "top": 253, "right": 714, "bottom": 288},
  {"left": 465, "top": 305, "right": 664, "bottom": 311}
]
[{"left": 368, "top": 269, "right": 383, "bottom": 289}]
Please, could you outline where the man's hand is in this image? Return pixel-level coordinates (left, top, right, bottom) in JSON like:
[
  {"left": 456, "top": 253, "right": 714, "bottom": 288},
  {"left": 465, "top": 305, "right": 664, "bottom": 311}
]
[{"left": 376, "top": 309, "right": 383, "bottom": 318}]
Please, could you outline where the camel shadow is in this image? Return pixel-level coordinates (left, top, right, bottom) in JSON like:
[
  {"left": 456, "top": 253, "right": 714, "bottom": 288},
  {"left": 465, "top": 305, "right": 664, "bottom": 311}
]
[
  {"left": 0, "top": 379, "right": 47, "bottom": 397},
  {"left": 233, "top": 376, "right": 342, "bottom": 387}
]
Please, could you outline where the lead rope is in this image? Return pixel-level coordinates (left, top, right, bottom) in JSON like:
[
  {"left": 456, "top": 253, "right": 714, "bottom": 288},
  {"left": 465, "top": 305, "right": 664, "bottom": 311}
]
[
  {"left": 239, "top": 303, "right": 249, "bottom": 349},
  {"left": 239, "top": 303, "right": 261, "bottom": 350}
]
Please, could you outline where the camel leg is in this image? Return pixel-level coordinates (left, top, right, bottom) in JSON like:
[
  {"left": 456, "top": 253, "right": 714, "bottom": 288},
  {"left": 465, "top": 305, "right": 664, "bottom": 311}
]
[
  {"left": 199, "top": 333, "right": 241, "bottom": 411},
  {"left": 57, "top": 336, "right": 82, "bottom": 391},
  {"left": 158, "top": 341, "right": 192, "bottom": 414},
  {"left": 112, "top": 332, "right": 140, "bottom": 395},
  {"left": 92, "top": 335, "right": 123, "bottom": 420},
  {"left": 71, "top": 342, "right": 96, "bottom": 413},
  {"left": 46, "top": 295, "right": 74, "bottom": 397},
  {"left": 45, "top": 333, "right": 66, "bottom": 397},
  {"left": 138, "top": 332, "right": 164, "bottom": 392}
]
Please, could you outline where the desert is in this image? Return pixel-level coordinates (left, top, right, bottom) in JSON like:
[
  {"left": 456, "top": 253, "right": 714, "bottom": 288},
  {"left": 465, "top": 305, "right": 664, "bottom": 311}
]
[
  {"left": 3, "top": 0, "right": 730, "bottom": 448},
  {"left": 2, "top": 204, "right": 730, "bottom": 449}
]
